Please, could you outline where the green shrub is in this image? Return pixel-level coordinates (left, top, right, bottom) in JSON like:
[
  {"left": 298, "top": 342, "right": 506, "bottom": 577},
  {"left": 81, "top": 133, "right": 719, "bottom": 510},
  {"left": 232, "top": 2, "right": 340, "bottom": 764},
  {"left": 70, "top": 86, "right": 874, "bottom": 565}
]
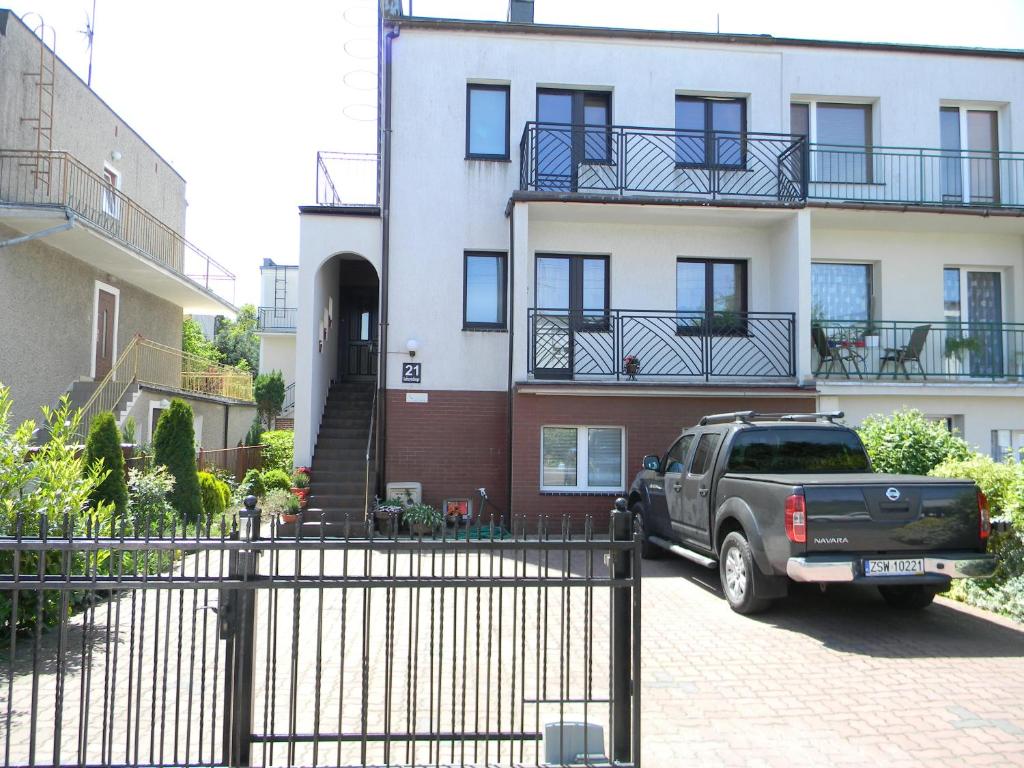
[
  {"left": 241, "top": 467, "right": 265, "bottom": 498},
  {"left": 930, "top": 455, "right": 1024, "bottom": 526},
  {"left": 262, "top": 488, "right": 299, "bottom": 517},
  {"left": 857, "top": 408, "right": 970, "bottom": 476},
  {"left": 402, "top": 503, "right": 443, "bottom": 530},
  {"left": 153, "top": 399, "right": 203, "bottom": 521},
  {"left": 254, "top": 370, "right": 286, "bottom": 429},
  {"left": 261, "top": 430, "right": 294, "bottom": 473},
  {"left": 291, "top": 469, "right": 310, "bottom": 488},
  {"left": 83, "top": 411, "right": 128, "bottom": 518},
  {"left": 261, "top": 468, "right": 292, "bottom": 492},
  {"left": 198, "top": 471, "right": 228, "bottom": 518},
  {"left": 243, "top": 416, "right": 263, "bottom": 447},
  {"left": 121, "top": 415, "right": 137, "bottom": 445}
]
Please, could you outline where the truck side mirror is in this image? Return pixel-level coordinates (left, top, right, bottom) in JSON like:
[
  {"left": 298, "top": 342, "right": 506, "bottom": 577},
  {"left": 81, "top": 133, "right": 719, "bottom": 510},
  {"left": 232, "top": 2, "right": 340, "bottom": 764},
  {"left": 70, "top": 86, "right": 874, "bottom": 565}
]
[{"left": 642, "top": 454, "right": 660, "bottom": 471}]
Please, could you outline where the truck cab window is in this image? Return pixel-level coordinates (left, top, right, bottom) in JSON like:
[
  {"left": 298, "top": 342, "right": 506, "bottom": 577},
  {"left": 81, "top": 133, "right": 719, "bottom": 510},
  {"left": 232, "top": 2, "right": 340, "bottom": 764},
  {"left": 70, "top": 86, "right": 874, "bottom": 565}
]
[
  {"left": 689, "top": 433, "right": 721, "bottom": 475},
  {"left": 663, "top": 434, "right": 694, "bottom": 473}
]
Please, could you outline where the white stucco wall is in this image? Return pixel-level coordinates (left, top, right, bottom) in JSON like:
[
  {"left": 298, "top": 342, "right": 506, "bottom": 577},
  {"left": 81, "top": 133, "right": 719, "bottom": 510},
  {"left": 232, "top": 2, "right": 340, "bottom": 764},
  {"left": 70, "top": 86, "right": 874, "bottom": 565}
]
[
  {"left": 295, "top": 213, "right": 382, "bottom": 466},
  {"left": 259, "top": 334, "right": 297, "bottom": 386},
  {"left": 819, "top": 389, "right": 1024, "bottom": 456},
  {"left": 259, "top": 263, "right": 299, "bottom": 308}
]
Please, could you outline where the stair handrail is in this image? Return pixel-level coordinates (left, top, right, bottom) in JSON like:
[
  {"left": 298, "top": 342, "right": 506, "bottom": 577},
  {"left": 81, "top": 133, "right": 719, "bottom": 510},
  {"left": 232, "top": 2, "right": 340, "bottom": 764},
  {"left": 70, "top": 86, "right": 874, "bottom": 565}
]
[
  {"left": 363, "top": 380, "right": 378, "bottom": 524},
  {"left": 76, "top": 333, "right": 143, "bottom": 440}
]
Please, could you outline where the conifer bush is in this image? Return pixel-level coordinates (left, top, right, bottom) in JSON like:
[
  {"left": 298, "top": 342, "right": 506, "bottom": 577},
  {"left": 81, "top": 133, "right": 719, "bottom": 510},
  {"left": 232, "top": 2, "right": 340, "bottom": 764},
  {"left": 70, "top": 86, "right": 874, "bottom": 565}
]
[
  {"left": 197, "top": 471, "right": 229, "bottom": 518},
  {"left": 83, "top": 411, "right": 128, "bottom": 518},
  {"left": 153, "top": 399, "right": 203, "bottom": 521}
]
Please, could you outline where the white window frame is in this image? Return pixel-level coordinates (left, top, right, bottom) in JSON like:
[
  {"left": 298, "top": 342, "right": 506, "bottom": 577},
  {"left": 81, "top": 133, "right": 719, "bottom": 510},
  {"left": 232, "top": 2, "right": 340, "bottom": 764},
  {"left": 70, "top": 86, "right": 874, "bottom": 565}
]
[
  {"left": 90, "top": 280, "right": 120, "bottom": 378},
  {"left": 540, "top": 425, "right": 625, "bottom": 493},
  {"left": 791, "top": 99, "right": 876, "bottom": 183},
  {"left": 940, "top": 102, "right": 1004, "bottom": 205},
  {"left": 102, "top": 164, "right": 121, "bottom": 218}
]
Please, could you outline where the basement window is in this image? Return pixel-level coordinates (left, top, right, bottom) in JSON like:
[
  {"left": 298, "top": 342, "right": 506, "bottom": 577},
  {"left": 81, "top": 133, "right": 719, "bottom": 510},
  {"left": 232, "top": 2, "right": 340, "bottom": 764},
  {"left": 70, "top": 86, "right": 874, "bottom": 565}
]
[{"left": 541, "top": 426, "right": 624, "bottom": 493}]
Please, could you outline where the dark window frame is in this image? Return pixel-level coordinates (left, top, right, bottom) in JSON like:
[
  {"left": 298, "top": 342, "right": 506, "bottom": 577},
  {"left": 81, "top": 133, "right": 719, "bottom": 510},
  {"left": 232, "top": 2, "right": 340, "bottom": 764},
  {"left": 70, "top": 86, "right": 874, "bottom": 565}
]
[
  {"left": 535, "top": 88, "right": 614, "bottom": 167},
  {"left": 534, "top": 253, "right": 611, "bottom": 332},
  {"left": 463, "top": 250, "right": 508, "bottom": 330},
  {"left": 675, "top": 257, "right": 749, "bottom": 336},
  {"left": 675, "top": 95, "right": 748, "bottom": 170},
  {"left": 466, "top": 83, "right": 511, "bottom": 161}
]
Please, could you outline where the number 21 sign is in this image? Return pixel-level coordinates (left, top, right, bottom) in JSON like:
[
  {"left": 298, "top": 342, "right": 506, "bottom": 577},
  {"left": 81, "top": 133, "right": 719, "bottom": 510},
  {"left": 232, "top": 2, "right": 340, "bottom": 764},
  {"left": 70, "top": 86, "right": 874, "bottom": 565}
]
[{"left": 402, "top": 362, "right": 421, "bottom": 383}]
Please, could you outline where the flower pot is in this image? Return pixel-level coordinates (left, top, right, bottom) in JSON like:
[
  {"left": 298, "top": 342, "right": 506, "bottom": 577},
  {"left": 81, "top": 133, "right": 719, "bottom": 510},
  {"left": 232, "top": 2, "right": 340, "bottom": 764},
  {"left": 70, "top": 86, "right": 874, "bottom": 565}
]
[
  {"left": 409, "top": 522, "right": 436, "bottom": 537},
  {"left": 290, "top": 487, "right": 310, "bottom": 509},
  {"left": 864, "top": 334, "right": 879, "bottom": 348},
  {"left": 280, "top": 512, "right": 299, "bottom": 524},
  {"left": 624, "top": 362, "right": 640, "bottom": 380},
  {"left": 375, "top": 510, "right": 400, "bottom": 536}
]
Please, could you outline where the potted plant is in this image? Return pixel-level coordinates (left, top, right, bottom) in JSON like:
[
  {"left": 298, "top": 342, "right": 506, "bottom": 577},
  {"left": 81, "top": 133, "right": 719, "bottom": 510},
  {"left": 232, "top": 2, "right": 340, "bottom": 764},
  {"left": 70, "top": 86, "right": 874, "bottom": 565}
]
[
  {"left": 944, "top": 334, "right": 982, "bottom": 363},
  {"left": 403, "top": 503, "right": 443, "bottom": 536},
  {"left": 290, "top": 468, "right": 311, "bottom": 509},
  {"left": 374, "top": 496, "right": 404, "bottom": 536},
  {"left": 623, "top": 354, "right": 641, "bottom": 380},
  {"left": 264, "top": 488, "right": 301, "bottom": 524}
]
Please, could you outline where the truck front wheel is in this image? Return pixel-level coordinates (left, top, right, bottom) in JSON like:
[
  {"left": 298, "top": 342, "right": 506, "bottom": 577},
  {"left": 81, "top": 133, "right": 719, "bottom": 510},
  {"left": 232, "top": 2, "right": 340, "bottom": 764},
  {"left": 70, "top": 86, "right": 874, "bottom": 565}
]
[
  {"left": 719, "top": 532, "right": 770, "bottom": 615},
  {"left": 878, "top": 584, "right": 938, "bottom": 609},
  {"left": 632, "top": 506, "right": 663, "bottom": 560}
]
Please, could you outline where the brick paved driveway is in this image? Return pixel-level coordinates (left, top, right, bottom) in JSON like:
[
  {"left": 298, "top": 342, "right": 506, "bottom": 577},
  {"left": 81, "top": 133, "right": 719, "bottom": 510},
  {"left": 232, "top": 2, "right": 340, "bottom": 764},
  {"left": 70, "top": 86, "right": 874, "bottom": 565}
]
[{"left": 640, "top": 555, "right": 1024, "bottom": 767}]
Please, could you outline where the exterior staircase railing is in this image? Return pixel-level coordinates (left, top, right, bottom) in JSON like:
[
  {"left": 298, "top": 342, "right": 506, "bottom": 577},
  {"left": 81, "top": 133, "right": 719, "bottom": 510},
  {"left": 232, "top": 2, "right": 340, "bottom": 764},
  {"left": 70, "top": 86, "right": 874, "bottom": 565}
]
[
  {"left": 77, "top": 334, "right": 254, "bottom": 439},
  {"left": 363, "top": 382, "right": 378, "bottom": 523}
]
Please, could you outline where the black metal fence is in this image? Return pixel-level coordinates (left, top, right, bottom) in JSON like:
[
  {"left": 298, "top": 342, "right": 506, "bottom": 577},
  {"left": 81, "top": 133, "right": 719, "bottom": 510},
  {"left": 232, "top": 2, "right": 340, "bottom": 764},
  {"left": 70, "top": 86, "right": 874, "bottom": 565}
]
[
  {"left": 807, "top": 144, "right": 1024, "bottom": 208},
  {"left": 519, "top": 123, "right": 806, "bottom": 202},
  {"left": 813, "top": 319, "right": 1024, "bottom": 380},
  {"left": 257, "top": 306, "right": 298, "bottom": 332},
  {"left": 529, "top": 309, "right": 797, "bottom": 381},
  {"left": 0, "top": 509, "right": 640, "bottom": 767}
]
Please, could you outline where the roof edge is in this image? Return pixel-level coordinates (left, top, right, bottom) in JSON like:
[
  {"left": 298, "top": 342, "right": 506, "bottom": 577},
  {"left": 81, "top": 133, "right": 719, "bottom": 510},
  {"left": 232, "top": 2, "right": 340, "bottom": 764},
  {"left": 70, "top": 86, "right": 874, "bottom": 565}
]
[{"left": 391, "top": 16, "right": 1024, "bottom": 60}]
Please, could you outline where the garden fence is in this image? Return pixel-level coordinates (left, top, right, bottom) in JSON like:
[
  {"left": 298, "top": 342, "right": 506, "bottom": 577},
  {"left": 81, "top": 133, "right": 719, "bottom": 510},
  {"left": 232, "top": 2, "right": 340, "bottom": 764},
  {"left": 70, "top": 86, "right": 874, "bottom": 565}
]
[{"left": 0, "top": 507, "right": 641, "bottom": 768}]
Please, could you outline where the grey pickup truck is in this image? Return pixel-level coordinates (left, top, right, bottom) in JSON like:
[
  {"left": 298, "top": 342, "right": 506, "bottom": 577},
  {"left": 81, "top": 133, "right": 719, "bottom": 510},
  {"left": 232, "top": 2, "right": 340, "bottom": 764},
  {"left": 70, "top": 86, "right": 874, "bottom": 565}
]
[{"left": 627, "top": 411, "right": 997, "bottom": 614}]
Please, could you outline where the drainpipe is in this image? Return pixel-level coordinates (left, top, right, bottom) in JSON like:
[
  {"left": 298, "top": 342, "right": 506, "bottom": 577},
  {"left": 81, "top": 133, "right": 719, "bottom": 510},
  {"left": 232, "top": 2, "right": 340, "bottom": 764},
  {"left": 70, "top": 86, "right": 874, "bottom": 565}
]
[
  {"left": 0, "top": 210, "right": 76, "bottom": 248},
  {"left": 376, "top": 20, "right": 399, "bottom": 494},
  {"left": 504, "top": 207, "right": 516, "bottom": 527}
]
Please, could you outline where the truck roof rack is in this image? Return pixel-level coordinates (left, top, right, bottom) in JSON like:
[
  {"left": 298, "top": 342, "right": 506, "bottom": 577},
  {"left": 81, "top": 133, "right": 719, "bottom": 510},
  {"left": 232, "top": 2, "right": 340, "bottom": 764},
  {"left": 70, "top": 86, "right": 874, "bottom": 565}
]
[{"left": 698, "top": 411, "right": 844, "bottom": 426}]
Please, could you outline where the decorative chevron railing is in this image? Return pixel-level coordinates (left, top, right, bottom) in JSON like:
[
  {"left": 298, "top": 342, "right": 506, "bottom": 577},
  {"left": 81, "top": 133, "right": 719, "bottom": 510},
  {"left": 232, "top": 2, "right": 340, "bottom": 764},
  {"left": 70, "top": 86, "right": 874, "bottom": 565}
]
[
  {"left": 519, "top": 122, "right": 807, "bottom": 202},
  {"left": 528, "top": 309, "right": 796, "bottom": 381}
]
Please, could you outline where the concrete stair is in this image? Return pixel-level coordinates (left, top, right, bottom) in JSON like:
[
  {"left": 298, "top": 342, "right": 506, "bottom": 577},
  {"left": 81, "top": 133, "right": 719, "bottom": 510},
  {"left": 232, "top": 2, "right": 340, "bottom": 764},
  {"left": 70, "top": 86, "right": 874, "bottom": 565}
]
[{"left": 279, "top": 380, "right": 376, "bottom": 538}]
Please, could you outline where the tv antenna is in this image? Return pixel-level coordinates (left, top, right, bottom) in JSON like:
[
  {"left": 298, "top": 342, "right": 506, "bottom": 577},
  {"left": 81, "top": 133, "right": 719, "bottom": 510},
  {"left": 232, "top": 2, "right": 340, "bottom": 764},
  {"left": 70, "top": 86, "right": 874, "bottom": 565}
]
[{"left": 81, "top": 0, "right": 97, "bottom": 87}]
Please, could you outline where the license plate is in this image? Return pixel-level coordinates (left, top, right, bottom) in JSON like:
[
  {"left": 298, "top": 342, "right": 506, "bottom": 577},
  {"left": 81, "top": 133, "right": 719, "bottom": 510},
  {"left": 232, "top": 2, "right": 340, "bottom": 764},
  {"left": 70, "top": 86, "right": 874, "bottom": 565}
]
[{"left": 864, "top": 558, "right": 925, "bottom": 577}]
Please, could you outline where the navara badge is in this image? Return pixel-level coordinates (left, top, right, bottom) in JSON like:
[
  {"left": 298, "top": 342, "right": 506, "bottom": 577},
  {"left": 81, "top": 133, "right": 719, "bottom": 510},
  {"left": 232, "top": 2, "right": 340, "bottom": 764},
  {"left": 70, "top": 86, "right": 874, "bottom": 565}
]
[{"left": 885, "top": 487, "right": 901, "bottom": 502}]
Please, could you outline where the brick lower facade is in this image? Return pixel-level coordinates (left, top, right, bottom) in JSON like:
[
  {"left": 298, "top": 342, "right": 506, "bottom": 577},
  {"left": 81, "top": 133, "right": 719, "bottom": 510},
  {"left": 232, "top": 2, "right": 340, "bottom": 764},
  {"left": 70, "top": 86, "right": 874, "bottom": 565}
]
[
  {"left": 384, "top": 390, "right": 509, "bottom": 516},
  {"left": 383, "top": 386, "right": 815, "bottom": 529}
]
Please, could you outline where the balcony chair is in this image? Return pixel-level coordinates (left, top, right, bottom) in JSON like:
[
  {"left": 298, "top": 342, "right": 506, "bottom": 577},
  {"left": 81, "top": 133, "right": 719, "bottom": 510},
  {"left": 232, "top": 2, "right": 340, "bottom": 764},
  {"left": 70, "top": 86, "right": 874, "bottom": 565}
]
[
  {"left": 813, "top": 326, "right": 862, "bottom": 379},
  {"left": 878, "top": 324, "right": 931, "bottom": 380}
]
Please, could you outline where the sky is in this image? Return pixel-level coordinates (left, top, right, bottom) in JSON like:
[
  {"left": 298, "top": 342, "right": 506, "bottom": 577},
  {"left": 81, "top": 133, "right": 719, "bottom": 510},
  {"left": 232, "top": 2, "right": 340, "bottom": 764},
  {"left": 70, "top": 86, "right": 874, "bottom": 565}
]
[{"left": 7, "top": 0, "right": 1024, "bottom": 307}]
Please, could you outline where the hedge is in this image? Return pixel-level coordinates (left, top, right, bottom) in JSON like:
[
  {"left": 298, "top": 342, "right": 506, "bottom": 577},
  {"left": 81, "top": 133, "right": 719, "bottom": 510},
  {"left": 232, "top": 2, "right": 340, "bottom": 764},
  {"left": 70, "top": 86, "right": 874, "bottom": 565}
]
[{"left": 261, "top": 430, "right": 294, "bottom": 474}]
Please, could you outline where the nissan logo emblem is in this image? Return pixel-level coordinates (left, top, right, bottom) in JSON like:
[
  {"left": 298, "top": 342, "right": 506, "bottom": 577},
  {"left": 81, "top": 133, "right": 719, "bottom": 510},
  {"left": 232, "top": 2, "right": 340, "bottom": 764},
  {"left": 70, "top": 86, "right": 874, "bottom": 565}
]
[{"left": 885, "top": 487, "right": 901, "bottom": 502}]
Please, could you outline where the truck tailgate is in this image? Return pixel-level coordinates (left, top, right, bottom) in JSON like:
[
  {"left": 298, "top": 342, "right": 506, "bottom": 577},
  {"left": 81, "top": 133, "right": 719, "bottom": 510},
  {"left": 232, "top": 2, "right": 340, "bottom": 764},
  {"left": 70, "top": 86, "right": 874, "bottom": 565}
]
[{"left": 803, "top": 477, "right": 980, "bottom": 553}]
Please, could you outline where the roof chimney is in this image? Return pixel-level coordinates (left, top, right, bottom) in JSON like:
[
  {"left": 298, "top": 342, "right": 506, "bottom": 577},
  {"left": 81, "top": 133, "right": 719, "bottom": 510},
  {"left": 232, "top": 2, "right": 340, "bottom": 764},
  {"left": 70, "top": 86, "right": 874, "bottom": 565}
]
[{"left": 508, "top": 0, "right": 534, "bottom": 23}]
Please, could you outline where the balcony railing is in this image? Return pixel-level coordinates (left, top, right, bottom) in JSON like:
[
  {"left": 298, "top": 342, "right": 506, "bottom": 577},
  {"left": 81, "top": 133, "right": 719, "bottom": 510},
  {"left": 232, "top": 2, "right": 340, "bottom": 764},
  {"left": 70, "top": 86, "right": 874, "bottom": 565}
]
[
  {"left": 807, "top": 143, "right": 1024, "bottom": 209},
  {"left": 257, "top": 306, "right": 297, "bottom": 332},
  {"left": 813, "top": 320, "right": 1024, "bottom": 381},
  {"left": 528, "top": 309, "right": 796, "bottom": 381},
  {"left": 315, "top": 151, "right": 380, "bottom": 206},
  {"left": 0, "top": 149, "right": 235, "bottom": 300},
  {"left": 519, "top": 123, "right": 807, "bottom": 202}
]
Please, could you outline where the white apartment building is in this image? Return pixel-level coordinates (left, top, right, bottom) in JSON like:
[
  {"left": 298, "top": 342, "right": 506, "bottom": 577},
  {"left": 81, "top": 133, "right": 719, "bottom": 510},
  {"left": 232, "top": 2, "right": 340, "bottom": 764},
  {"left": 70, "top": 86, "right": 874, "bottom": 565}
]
[{"left": 294, "top": 1, "right": 1024, "bottom": 527}]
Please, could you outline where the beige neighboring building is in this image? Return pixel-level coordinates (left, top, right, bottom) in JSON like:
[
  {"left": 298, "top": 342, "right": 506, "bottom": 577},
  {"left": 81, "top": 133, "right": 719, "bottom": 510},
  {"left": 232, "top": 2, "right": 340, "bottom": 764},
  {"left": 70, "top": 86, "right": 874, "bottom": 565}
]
[{"left": 0, "top": 10, "right": 255, "bottom": 445}]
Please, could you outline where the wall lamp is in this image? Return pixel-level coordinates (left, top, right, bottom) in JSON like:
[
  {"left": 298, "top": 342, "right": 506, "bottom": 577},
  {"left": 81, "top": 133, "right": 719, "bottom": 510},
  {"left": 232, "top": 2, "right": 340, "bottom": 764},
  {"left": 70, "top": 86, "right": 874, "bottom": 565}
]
[{"left": 406, "top": 338, "right": 419, "bottom": 358}]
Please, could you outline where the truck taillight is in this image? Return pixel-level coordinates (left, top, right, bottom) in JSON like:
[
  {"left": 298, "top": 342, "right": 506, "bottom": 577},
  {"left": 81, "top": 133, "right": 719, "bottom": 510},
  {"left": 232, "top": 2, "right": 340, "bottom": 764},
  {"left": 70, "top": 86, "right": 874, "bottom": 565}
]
[
  {"left": 785, "top": 493, "right": 806, "bottom": 544},
  {"left": 978, "top": 489, "right": 991, "bottom": 540}
]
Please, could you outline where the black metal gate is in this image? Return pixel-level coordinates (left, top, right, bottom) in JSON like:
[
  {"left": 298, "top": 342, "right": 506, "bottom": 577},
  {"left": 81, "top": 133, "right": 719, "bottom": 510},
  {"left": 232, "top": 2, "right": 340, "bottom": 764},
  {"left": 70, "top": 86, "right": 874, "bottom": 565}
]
[{"left": 0, "top": 510, "right": 640, "bottom": 767}]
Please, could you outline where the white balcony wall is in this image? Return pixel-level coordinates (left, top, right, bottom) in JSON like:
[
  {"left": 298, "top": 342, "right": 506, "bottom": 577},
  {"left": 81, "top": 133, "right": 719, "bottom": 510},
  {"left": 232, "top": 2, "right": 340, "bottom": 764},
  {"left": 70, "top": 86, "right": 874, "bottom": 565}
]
[{"left": 259, "top": 265, "right": 300, "bottom": 309}]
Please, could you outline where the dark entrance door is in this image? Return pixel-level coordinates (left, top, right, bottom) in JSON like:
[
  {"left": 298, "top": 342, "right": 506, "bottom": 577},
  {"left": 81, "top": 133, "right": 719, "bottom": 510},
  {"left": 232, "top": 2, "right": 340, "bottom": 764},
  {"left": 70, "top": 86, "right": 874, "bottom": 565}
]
[{"left": 340, "top": 288, "right": 378, "bottom": 379}]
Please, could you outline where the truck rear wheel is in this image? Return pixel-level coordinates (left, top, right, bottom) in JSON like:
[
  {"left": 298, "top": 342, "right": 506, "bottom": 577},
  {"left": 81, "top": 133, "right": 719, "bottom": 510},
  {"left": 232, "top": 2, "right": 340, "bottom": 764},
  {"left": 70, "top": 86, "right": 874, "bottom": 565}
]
[
  {"left": 632, "top": 506, "right": 663, "bottom": 560},
  {"left": 878, "top": 584, "right": 938, "bottom": 609},
  {"left": 719, "top": 532, "right": 770, "bottom": 615}
]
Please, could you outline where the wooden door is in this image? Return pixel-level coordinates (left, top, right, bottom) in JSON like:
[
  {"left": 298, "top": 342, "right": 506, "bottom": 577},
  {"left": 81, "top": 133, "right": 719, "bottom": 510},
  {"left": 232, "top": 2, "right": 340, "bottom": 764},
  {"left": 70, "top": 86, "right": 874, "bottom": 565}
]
[
  {"left": 340, "top": 289, "right": 378, "bottom": 379},
  {"left": 94, "top": 289, "right": 117, "bottom": 378}
]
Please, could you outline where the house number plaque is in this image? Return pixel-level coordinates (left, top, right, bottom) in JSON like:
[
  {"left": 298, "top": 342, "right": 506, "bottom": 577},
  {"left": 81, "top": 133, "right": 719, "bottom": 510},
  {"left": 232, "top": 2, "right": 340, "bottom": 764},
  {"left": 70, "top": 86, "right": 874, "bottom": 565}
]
[{"left": 402, "top": 362, "right": 422, "bottom": 383}]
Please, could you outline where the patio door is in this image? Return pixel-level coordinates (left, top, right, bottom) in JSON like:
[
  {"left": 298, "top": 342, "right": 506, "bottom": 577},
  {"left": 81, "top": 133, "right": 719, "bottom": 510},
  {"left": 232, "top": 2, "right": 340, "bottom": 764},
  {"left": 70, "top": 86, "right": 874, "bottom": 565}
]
[
  {"left": 944, "top": 268, "right": 1004, "bottom": 377},
  {"left": 535, "top": 90, "right": 611, "bottom": 192},
  {"left": 940, "top": 107, "right": 1000, "bottom": 205},
  {"left": 93, "top": 285, "right": 118, "bottom": 379},
  {"left": 533, "top": 255, "right": 609, "bottom": 379}
]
